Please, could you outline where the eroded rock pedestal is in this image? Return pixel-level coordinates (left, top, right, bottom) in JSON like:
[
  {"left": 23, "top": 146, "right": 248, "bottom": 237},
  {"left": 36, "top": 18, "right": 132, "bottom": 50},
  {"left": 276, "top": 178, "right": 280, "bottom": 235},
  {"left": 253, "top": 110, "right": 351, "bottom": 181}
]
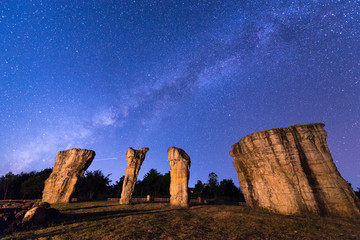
[
  {"left": 42, "top": 148, "right": 95, "bottom": 203},
  {"left": 168, "top": 147, "right": 191, "bottom": 207},
  {"left": 120, "top": 147, "right": 149, "bottom": 204},
  {"left": 230, "top": 123, "right": 360, "bottom": 216}
]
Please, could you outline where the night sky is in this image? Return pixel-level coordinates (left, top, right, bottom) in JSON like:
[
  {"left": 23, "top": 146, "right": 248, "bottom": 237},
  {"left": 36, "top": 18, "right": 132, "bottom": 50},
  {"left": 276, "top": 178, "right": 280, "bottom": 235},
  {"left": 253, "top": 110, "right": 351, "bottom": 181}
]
[{"left": 1, "top": 1, "right": 359, "bottom": 189}]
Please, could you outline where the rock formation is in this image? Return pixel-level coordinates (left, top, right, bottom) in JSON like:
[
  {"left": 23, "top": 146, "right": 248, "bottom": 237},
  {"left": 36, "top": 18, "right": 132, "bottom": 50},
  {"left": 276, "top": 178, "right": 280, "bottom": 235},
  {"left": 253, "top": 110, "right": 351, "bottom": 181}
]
[
  {"left": 22, "top": 207, "right": 47, "bottom": 224},
  {"left": 168, "top": 147, "right": 191, "bottom": 207},
  {"left": 230, "top": 123, "right": 360, "bottom": 216},
  {"left": 0, "top": 200, "right": 61, "bottom": 234},
  {"left": 42, "top": 148, "right": 95, "bottom": 203},
  {"left": 120, "top": 147, "right": 149, "bottom": 204}
]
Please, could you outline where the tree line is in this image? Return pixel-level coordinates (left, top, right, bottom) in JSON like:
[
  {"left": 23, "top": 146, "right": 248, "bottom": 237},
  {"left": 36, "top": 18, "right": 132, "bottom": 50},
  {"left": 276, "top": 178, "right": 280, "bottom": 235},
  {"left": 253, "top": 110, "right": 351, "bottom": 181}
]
[
  {"left": 0, "top": 168, "right": 246, "bottom": 201},
  {"left": 2, "top": 169, "right": 359, "bottom": 202},
  {"left": 0, "top": 169, "right": 52, "bottom": 200},
  {"left": 72, "top": 169, "right": 245, "bottom": 201}
]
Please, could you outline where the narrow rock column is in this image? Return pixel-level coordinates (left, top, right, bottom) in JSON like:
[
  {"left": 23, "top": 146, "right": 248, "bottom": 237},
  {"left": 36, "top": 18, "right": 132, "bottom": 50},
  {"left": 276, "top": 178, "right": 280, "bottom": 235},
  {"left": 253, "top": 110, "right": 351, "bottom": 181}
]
[
  {"left": 42, "top": 148, "right": 95, "bottom": 203},
  {"left": 230, "top": 123, "right": 360, "bottom": 216},
  {"left": 168, "top": 147, "right": 191, "bottom": 207},
  {"left": 120, "top": 147, "right": 149, "bottom": 204}
]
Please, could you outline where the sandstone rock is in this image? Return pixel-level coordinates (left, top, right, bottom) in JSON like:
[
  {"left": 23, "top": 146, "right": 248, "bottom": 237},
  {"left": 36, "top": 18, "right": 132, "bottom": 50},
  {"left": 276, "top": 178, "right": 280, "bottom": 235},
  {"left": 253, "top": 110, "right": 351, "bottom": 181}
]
[
  {"left": 120, "top": 147, "right": 149, "bottom": 204},
  {"left": 230, "top": 123, "right": 360, "bottom": 216},
  {"left": 22, "top": 207, "right": 46, "bottom": 224},
  {"left": 168, "top": 147, "right": 191, "bottom": 207},
  {"left": 42, "top": 148, "right": 96, "bottom": 203},
  {"left": 0, "top": 203, "right": 62, "bottom": 234}
]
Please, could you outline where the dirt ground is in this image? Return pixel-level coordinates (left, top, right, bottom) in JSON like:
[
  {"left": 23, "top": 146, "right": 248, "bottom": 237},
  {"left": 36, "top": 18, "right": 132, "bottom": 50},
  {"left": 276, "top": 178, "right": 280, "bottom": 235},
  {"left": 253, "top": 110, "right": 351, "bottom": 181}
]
[{"left": 2, "top": 201, "right": 360, "bottom": 240}]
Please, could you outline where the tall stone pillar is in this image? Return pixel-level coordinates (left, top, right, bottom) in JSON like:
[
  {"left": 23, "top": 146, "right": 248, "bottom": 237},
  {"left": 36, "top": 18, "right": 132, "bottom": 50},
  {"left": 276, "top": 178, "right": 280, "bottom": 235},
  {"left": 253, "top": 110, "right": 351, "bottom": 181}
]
[
  {"left": 168, "top": 147, "right": 191, "bottom": 207},
  {"left": 230, "top": 123, "right": 360, "bottom": 216},
  {"left": 42, "top": 148, "right": 95, "bottom": 203},
  {"left": 120, "top": 147, "right": 149, "bottom": 204}
]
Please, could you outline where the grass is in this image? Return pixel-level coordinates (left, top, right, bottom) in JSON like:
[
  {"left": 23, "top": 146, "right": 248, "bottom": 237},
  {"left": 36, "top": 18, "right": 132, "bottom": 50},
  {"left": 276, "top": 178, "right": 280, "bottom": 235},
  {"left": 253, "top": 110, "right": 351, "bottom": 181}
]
[{"left": 2, "top": 201, "right": 360, "bottom": 239}]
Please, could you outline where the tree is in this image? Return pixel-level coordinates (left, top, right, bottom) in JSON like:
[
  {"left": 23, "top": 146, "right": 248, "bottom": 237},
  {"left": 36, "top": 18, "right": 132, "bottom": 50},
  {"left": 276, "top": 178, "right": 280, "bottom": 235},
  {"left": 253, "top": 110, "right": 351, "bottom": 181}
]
[
  {"left": 20, "top": 175, "right": 43, "bottom": 199},
  {"left": 74, "top": 170, "right": 112, "bottom": 200},
  {"left": 208, "top": 172, "right": 218, "bottom": 187},
  {"left": 141, "top": 169, "right": 161, "bottom": 197},
  {"left": 159, "top": 171, "right": 170, "bottom": 197},
  {"left": 208, "top": 172, "right": 219, "bottom": 198},
  {"left": 112, "top": 176, "right": 125, "bottom": 198},
  {"left": 133, "top": 169, "right": 170, "bottom": 198},
  {"left": 20, "top": 168, "right": 52, "bottom": 199},
  {"left": 0, "top": 172, "right": 16, "bottom": 199},
  {"left": 0, "top": 168, "right": 52, "bottom": 200},
  {"left": 194, "top": 180, "right": 204, "bottom": 196},
  {"left": 37, "top": 168, "right": 52, "bottom": 181},
  {"left": 0, "top": 172, "right": 33, "bottom": 199},
  {"left": 219, "top": 179, "right": 240, "bottom": 198}
]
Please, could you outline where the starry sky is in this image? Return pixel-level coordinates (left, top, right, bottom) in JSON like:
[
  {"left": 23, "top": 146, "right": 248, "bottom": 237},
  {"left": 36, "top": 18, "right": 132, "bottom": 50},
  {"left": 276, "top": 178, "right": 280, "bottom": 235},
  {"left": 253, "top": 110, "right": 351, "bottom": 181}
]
[{"left": 1, "top": 0, "right": 359, "bottom": 189}]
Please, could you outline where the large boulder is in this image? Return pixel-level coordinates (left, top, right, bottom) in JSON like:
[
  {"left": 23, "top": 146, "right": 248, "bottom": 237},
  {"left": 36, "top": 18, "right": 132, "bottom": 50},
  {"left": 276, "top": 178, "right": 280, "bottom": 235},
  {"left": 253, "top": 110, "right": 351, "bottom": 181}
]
[
  {"left": 22, "top": 207, "right": 47, "bottom": 225},
  {"left": 42, "top": 148, "right": 96, "bottom": 203},
  {"left": 120, "top": 147, "right": 149, "bottom": 204},
  {"left": 0, "top": 201, "right": 62, "bottom": 235},
  {"left": 168, "top": 147, "right": 191, "bottom": 207},
  {"left": 230, "top": 123, "right": 360, "bottom": 216}
]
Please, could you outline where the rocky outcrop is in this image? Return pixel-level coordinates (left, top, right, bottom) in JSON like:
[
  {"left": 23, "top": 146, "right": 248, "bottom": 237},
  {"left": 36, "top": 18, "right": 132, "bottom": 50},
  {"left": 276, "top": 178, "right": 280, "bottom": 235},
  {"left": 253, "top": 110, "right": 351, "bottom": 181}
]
[
  {"left": 230, "top": 123, "right": 360, "bottom": 216},
  {"left": 0, "top": 201, "right": 61, "bottom": 234},
  {"left": 22, "top": 207, "right": 47, "bottom": 224},
  {"left": 120, "top": 147, "right": 149, "bottom": 204},
  {"left": 168, "top": 147, "right": 191, "bottom": 207},
  {"left": 42, "top": 148, "right": 95, "bottom": 203}
]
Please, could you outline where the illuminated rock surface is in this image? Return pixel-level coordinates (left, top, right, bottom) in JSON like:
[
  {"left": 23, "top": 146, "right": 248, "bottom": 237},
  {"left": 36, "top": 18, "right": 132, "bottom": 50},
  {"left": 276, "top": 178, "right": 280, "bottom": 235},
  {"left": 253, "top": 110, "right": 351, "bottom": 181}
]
[
  {"left": 168, "top": 147, "right": 191, "bottom": 207},
  {"left": 230, "top": 123, "right": 360, "bottom": 216},
  {"left": 120, "top": 147, "right": 149, "bottom": 204},
  {"left": 42, "top": 148, "right": 95, "bottom": 203}
]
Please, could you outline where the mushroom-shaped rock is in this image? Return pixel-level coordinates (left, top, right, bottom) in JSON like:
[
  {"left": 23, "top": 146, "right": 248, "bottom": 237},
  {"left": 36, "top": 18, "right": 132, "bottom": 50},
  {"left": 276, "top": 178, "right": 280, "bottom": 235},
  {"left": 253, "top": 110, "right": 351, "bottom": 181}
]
[
  {"left": 42, "top": 148, "right": 95, "bottom": 203},
  {"left": 168, "top": 147, "right": 191, "bottom": 207},
  {"left": 120, "top": 147, "right": 149, "bottom": 204},
  {"left": 230, "top": 123, "right": 360, "bottom": 216}
]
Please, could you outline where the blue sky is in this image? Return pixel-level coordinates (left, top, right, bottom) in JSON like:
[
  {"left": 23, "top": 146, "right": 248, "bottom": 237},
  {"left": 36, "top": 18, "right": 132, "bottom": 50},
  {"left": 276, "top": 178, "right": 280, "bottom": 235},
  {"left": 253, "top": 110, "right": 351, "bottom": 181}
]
[{"left": 1, "top": 0, "right": 359, "bottom": 188}]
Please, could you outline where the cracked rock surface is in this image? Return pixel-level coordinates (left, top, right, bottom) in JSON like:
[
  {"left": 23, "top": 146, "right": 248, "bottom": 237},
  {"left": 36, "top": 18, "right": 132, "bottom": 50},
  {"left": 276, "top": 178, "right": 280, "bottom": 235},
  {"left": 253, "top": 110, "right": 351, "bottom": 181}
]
[
  {"left": 42, "top": 148, "right": 95, "bottom": 203},
  {"left": 120, "top": 147, "right": 149, "bottom": 204},
  {"left": 230, "top": 123, "right": 360, "bottom": 216},
  {"left": 168, "top": 147, "right": 191, "bottom": 207}
]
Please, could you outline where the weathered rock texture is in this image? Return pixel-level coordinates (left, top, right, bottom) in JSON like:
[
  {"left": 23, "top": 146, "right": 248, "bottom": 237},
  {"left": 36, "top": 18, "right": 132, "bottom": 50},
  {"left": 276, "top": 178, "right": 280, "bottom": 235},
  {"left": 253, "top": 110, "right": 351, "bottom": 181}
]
[
  {"left": 168, "top": 147, "right": 191, "bottom": 207},
  {"left": 230, "top": 123, "right": 360, "bottom": 216},
  {"left": 42, "top": 148, "right": 95, "bottom": 203},
  {"left": 120, "top": 147, "right": 149, "bottom": 204}
]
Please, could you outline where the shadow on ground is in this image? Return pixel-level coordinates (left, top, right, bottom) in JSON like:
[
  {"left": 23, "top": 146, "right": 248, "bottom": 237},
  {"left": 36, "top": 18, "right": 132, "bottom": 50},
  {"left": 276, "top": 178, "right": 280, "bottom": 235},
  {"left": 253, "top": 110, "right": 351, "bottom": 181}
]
[{"left": 29, "top": 206, "right": 179, "bottom": 239}]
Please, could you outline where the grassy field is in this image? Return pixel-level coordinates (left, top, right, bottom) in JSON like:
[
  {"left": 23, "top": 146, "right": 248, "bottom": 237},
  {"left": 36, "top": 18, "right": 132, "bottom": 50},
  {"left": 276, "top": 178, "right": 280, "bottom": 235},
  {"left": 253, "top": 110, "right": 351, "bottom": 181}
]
[{"left": 3, "top": 201, "right": 360, "bottom": 240}]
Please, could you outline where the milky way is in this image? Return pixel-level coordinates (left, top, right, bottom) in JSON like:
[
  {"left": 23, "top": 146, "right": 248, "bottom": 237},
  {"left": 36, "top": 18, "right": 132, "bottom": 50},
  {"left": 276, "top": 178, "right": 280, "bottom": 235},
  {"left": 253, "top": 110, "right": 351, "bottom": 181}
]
[{"left": 1, "top": 1, "right": 359, "bottom": 188}]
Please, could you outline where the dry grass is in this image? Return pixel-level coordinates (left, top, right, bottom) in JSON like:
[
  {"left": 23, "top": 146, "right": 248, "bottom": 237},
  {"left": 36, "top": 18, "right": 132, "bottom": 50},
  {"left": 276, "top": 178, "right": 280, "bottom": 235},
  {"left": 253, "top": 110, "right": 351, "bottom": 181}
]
[{"left": 2, "top": 201, "right": 360, "bottom": 239}]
